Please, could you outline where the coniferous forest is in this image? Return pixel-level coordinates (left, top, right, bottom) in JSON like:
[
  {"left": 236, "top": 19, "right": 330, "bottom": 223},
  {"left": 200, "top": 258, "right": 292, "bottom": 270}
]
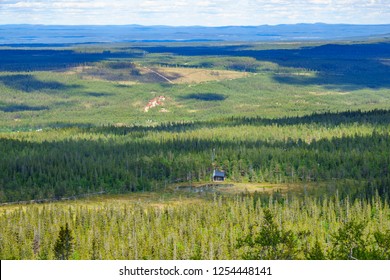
[{"left": 1, "top": 39, "right": 390, "bottom": 259}]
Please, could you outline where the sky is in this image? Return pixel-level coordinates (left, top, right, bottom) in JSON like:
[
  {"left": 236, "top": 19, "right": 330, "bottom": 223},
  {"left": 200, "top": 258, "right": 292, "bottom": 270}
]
[{"left": 0, "top": 0, "right": 389, "bottom": 26}]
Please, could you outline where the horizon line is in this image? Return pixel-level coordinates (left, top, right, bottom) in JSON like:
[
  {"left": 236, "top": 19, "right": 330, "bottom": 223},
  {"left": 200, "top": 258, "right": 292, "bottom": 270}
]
[{"left": 1, "top": 22, "right": 390, "bottom": 28}]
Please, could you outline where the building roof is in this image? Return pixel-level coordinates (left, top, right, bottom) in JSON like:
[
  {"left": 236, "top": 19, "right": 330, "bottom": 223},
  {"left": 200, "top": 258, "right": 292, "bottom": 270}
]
[{"left": 213, "top": 170, "right": 225, "bottom": 177}]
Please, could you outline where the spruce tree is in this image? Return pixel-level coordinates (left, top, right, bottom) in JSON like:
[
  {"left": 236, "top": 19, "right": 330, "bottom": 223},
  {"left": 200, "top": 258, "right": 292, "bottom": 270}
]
[{"left": 54, "top": 223, "right": 74, "bottom": 260}]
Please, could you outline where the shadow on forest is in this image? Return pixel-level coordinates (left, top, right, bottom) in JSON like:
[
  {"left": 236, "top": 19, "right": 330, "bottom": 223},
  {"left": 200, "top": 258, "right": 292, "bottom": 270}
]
[
  {"left": 0, "top": 74, "right": 81, "bottom": 93},
  {"left": 139, "top": 42, "right": 390, "bottom": 90},
  {"left": 0, "top": 49, "right": 140, "bottom": 71},
  {"left": 182, "top": 93, "right": 227, "bottom": 101},
  {"left": 0, "top": 103, "right": 49, "bottom": 112},
  {"left": 0, "top": 74, "right": 112, "bottom": 97},
  {"left": 84, "top": 92, "right": 113, "bottom": 97},
  {"left": 1, "top": 42, "right": 388, "bottom": 89}
]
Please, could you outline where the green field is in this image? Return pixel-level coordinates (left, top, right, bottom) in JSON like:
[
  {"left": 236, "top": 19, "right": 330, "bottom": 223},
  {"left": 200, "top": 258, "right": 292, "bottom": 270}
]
[{"left": 1, "top": 39, "right": 390, "bottom": 259}]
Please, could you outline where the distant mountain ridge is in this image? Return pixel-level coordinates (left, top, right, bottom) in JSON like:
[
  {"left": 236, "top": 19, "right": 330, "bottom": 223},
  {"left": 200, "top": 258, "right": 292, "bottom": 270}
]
[{"left": 0, "top": 23, "right": 389, "bottom": 45}]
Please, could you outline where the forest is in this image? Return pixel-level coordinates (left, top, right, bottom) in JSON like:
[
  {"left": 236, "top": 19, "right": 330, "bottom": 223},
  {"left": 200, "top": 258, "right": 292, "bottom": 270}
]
[
  {"left": 1, "top": 109, "right": 390, "bottom": 203},
  {"left": 1, "top": 39, "right": 390, "bottom": 259}
]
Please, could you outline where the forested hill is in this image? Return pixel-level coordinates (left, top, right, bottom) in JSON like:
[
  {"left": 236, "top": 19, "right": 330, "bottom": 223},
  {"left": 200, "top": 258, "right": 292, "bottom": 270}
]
[{"left": 1, "top": 23, "right": 390, "bottom": 45}]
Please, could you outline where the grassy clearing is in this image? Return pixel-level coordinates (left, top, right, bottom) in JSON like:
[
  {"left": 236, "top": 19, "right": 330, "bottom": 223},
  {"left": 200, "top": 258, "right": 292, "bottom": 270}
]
[
  {"left": 0, "top": 181, "right": 287, "bottom": 213},
  {"left": 69, "top": 61, "right": 249, "bottom": 85},
  {"left": 152, "top": 67, "right": 249, "bottom": 84}
]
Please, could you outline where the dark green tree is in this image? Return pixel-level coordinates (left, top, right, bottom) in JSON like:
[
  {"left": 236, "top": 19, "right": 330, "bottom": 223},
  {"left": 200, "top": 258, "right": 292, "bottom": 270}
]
[
  {"left": 54, "top": 223, "right": 74, "bottom": 260},
  {"left": 306, "top": 239, "right": 326, "bottom": 260},
  {"left": 372, "top": 230, "right": 390, "bottom": 259},
  {"left": 237, "top": 208, "right": 298, "bottom": 259},
  {"left": 90, "top": 236, "right": 100, "bottom": 260},
  {"left": 330, "top": 220, "right": 367, "bottom": 260}
]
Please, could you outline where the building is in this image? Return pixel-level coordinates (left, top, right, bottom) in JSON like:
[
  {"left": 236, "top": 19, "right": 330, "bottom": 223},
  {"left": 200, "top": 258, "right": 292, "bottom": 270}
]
[{"left": 212, "top": 170, "right": 225, "bottom": 182}]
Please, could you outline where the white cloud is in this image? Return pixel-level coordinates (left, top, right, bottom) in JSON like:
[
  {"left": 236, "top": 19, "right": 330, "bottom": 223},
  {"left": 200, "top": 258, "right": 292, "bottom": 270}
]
[
  {"left": 0, "top": 0, "right": 389, "bottom": 25},
  {"left": 308, "top": 0, "right": 331, "bottom": 4}
]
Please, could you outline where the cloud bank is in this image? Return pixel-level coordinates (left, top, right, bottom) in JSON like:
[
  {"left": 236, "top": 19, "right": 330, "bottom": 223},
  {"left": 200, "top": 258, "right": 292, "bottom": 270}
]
[{"left": 0, "top": 0, "right": 389, "bottom": 25}]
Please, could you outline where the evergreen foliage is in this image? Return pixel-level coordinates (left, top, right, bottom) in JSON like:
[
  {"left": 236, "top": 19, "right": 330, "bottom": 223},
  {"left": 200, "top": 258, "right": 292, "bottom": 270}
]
[
  {"left": 237, "top": 208, "right": 298, "bottom": 259},
  {"left": 1, "top": 193, "right": 389, "bottom": 260},
  {"left": 0, "top": 40, "right": 390, "bottom": 260},
  {"left": 53, "top": 223, "right": 74, "bottom": 260},
  {"left": 1, "top": 109, "right": 390, "bottom": 203},
  {"left": 306, "top": 240, "right": 326, "bottom": 260},
  {"left": 330, "top": 220, "right": 367, "bottom": 260}
]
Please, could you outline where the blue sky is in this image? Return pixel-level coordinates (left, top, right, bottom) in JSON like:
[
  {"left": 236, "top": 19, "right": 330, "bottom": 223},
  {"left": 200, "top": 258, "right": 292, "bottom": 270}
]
[{"left": 0, "top": 0, "right": 389, "bottom": 26}]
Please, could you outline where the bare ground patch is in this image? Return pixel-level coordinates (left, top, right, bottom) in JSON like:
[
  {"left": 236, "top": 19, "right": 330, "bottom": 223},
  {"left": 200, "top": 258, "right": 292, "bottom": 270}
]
[
  {"left": 66, "top": 64, "right": 249, "bottom": 85},
  {"left": 308, "top": 91, "right": 351, "bottom": 96},
  {"left": 155, "top": 67, "right": 249, "bottom": 84}
]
